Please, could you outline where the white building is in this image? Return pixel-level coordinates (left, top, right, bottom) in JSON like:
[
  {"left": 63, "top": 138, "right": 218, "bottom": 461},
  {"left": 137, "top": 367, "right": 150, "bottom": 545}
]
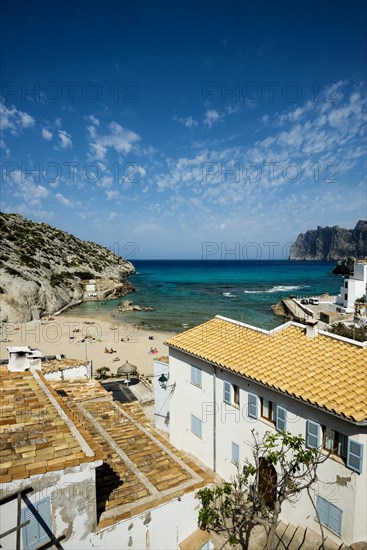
[
  {"left": 6, "top": 347, "right": 92, "bottom": 380},
  {"left": 336, "top": 260, "right": 367, "bottom": 313},
  {"left": 165, "top": 316, "right": 367, "bottom": 547},
  {"left": 0, "top": 366, "right": 213, "bottom": 550}
]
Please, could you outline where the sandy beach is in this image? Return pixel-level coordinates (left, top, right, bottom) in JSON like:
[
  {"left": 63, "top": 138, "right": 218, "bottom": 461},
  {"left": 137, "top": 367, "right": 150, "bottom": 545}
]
[{"left": 0, "top": 314, "right": 174, "bottom": 377}]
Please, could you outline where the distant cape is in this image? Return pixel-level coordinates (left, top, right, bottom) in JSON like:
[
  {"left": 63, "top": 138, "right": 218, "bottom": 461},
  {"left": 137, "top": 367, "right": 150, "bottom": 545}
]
[{"left": 289, "top": 220, "right": 367, "bottom": 261}]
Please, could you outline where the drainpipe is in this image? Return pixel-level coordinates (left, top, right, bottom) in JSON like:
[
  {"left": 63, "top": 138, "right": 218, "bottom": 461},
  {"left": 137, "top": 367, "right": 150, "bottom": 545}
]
[{"left": 213, "top": 365, "right": 217, "bottom": 473}]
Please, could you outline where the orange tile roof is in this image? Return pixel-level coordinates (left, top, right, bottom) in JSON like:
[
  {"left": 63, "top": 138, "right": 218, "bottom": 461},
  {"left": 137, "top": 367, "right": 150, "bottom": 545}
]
[
  {"left": 0, "top": 367, "right": 102, "bottom": 483},
  {"left": 166, "top": 317, "right": 367, "bottom": 423}
]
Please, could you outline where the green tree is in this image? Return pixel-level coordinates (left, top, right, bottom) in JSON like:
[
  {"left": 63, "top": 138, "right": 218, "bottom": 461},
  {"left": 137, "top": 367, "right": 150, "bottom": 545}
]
[{"left": 197, "top": 430, "right": 328, "bottom": 550}]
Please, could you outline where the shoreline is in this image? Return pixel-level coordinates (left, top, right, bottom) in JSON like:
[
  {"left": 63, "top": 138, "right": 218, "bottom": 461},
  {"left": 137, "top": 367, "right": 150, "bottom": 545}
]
[{"left": 0, "top": 313, "right": 174, "bottom": 378}]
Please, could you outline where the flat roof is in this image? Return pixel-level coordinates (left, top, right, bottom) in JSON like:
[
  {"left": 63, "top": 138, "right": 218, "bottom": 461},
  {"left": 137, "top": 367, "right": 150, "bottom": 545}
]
[{"left": 166, "top": 316, "right": 367, "bottom": 423}]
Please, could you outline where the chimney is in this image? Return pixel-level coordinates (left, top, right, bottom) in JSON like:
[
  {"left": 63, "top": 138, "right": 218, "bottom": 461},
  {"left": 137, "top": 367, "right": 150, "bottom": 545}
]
[
  {"left": 7, "top": 347, "right": 43, "bottom": 371},
  {"left": 305, "top": 320, "right": 319, "bottom": 339}
]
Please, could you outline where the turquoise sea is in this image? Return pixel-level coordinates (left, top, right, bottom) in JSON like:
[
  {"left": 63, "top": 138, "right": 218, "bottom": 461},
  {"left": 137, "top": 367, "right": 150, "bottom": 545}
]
[{"left": 68, "top": 260, "right": 342, "bottom": 333}]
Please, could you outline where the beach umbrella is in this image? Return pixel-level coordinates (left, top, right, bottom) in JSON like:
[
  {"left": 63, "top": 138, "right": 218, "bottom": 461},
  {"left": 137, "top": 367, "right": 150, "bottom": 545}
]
[{"left": 117, "top": 360, "right": 138, "bottom": 378}]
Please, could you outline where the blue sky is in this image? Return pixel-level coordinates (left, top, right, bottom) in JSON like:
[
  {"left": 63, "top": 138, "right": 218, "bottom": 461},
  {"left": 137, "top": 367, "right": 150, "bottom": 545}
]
[{"left": 1, "top": 0, "right": 366, "bottom": 259}]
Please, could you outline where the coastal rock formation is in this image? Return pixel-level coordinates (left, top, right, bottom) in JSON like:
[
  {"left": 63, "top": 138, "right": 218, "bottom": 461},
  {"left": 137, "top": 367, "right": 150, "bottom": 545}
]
[
  {"left": 0, "top": 213, "right": 135, "bottom": 323},
  {"left": 289, "top": 220, "right": 367, "bottom": 261},
  {"left": 118, "top": 300, "right": 156, "bottom": 313}
]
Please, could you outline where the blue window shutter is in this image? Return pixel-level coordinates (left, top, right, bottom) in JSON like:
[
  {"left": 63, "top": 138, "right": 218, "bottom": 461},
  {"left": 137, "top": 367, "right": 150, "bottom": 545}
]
[
  {"left": 22, "top": 497, "right": 51, "bottom": 550},
  {"left": 191, "top": 365, "right": 202, "bottom": 386},
  {"left": 316, "top": 496, "right": 342, "bottom": 535},
  {"left": 248, "top": 393, "right": 258, "bottom": 419},
  {"left": 328, "top": 502, "right": 342, "bottom": 535},
  {"left": 191, "top": 414, "right": 202, "bottom": 438},
  {"left": 223, "top": 381, "right": 231, "bottom": 404},
  {"left": 231, "top": 442, "right": 239, "bottom": 465},
  {"left": 316, "top": 496, "right": 328, "bottom": 526},
  {"left": 347, "top": 439, "right": 363, "bottom": 474},
  {"left": 275, "top": 406, "right": 287, "bottom": 432},
  {"left": 306, "top": 420, "right": 320, "bottom": 449}
]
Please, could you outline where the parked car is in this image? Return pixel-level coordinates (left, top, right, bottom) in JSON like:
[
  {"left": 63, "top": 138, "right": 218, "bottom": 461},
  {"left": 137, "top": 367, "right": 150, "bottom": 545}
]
[
  {"left": 300, "top": 299, "right": 309, "bottom": 305},
  {"left": 309, "top": 298, "right": 319, "bottom": 305}
]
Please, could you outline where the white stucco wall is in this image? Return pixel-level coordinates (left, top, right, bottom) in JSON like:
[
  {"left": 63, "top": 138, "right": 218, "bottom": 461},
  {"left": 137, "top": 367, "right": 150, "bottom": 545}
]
[
  {"left": 168, "top": 348, "right": 367, "bottom": 545},
  {"left": 0, "top": 461, "right": 101, "bottom": 550},
  {"left": 44, "top": 363, "right": 91, "bottom": 381},
  {"left": 90, "top": 490, "right": 204, "bottom": 550}
]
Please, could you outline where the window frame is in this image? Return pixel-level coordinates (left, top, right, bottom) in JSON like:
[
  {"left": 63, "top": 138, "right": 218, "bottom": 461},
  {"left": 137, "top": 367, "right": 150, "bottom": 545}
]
[
  {"left": 260, "top": 397, "right": 274, "bottom": 423},
  {"left": 323, "top": 427, "right": 348, "bottom": 461}
]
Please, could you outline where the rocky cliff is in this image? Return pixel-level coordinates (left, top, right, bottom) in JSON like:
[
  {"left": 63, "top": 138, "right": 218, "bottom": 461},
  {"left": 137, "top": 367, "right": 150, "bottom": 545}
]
[
  {"left": 289, "top": 220, "right": 367, "bottom": 261},
  {"left": 0, "top": 213, "right": 135, "bottom": 323}
]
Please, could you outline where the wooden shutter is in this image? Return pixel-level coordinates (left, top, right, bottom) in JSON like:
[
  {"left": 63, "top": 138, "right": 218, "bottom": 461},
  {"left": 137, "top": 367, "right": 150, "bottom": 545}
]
[
  {"left": 275, "top": 405, "right": 287, "bottom": 432},
  {"left": 248, "top": 393, "right": 258, "bottom": 419},
  {"left": 306, "top": 420, "right": 320, "bottom": 449},
  {"left": 347, "top": 439, "right": 363, "bottom": 474}
]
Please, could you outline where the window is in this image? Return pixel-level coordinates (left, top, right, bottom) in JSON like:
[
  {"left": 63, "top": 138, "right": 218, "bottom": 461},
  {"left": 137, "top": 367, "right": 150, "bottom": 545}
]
[
  {"left": 347, "top": 439, "right": 363, "bottom": 474},
  {"left": 231, "top": 442, "right": 239, "bottom": 466},
  {"left": 223, "top": 382, "right": 240, "bottom": 407},
  {"left": 323, "top": 428, "right": 348, "bottom": 460},
  {"left": 316, "top": 495, "right": 342, "bottom": 535},
  {"left": 248, "top": 393, "right": 258, "bottom": 419},
  {"left": 191, "top": 365, "right": 202, "bottom": 387},
  {"left": 233, "top": 384, "right": 240, "bottom": 407},
  {"left": 22, "top": 497, "right": 51, "bottom": 550},
  {"left": 191, "top": 414, "right": 202, "bottom": 438},
  {"left": 306, "top": 420, "right": 320, "bottom": 449},
  {"left": 260, "top": 398, "right": 274, "bottom": 422},
  {"left": 275, "top": 406, "right": 287, "bottom": 432},
  {"left": 223, "top": 381, "right": 231, "bottom": 404}
]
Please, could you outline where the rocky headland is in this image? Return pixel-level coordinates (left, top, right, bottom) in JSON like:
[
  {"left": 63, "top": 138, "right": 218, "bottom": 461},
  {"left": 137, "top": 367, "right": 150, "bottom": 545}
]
[
  {"left": 0, "top": 213, "right": 135, "bottom": 323},
  {"left": 289, "top": 220, "right": 367, "bottom": 261}
]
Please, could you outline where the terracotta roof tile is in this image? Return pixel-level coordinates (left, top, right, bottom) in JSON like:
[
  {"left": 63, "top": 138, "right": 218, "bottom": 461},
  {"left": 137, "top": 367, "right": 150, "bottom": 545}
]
[
  {"left": 166, "top": 317, "right": 367, "bottom": 423},
  {"left": 0, "top": 367, "right": 102, "bottom": 482}
]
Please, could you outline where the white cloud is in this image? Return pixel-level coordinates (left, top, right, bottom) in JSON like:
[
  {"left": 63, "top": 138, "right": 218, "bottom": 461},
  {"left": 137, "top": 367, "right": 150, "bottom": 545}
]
[
  {"left": 88, "top": 121, "right": 140, "bottom": 161},
  {"left": 89, "top": 142, "right": 107, "bottom": 160},
  {"left": 9, "top": 170, "right": 49, "bottom": 207},
  {"left": 106, "top": 190, "right": 120, "bottom": 200},
  {"left": 84, "top": 114, "right": 100, "bottom": 126},
  {"left": 56, "top": 130, "right": 72, "bottom": 150},
  {"left": 204, "top": 109, "right": 224, "bottom": 128},
  {"left": 55, "top": 193, "right": 75, "bottom": 207},
  {"left": 0, "top": 101, "right": 35, "bottom": 152},
  {"left": 41, "top": 128, "right": 53, "bottom": 140},
  {"left": 174, "top": 115, "right": 198, "bottom": 128}
]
